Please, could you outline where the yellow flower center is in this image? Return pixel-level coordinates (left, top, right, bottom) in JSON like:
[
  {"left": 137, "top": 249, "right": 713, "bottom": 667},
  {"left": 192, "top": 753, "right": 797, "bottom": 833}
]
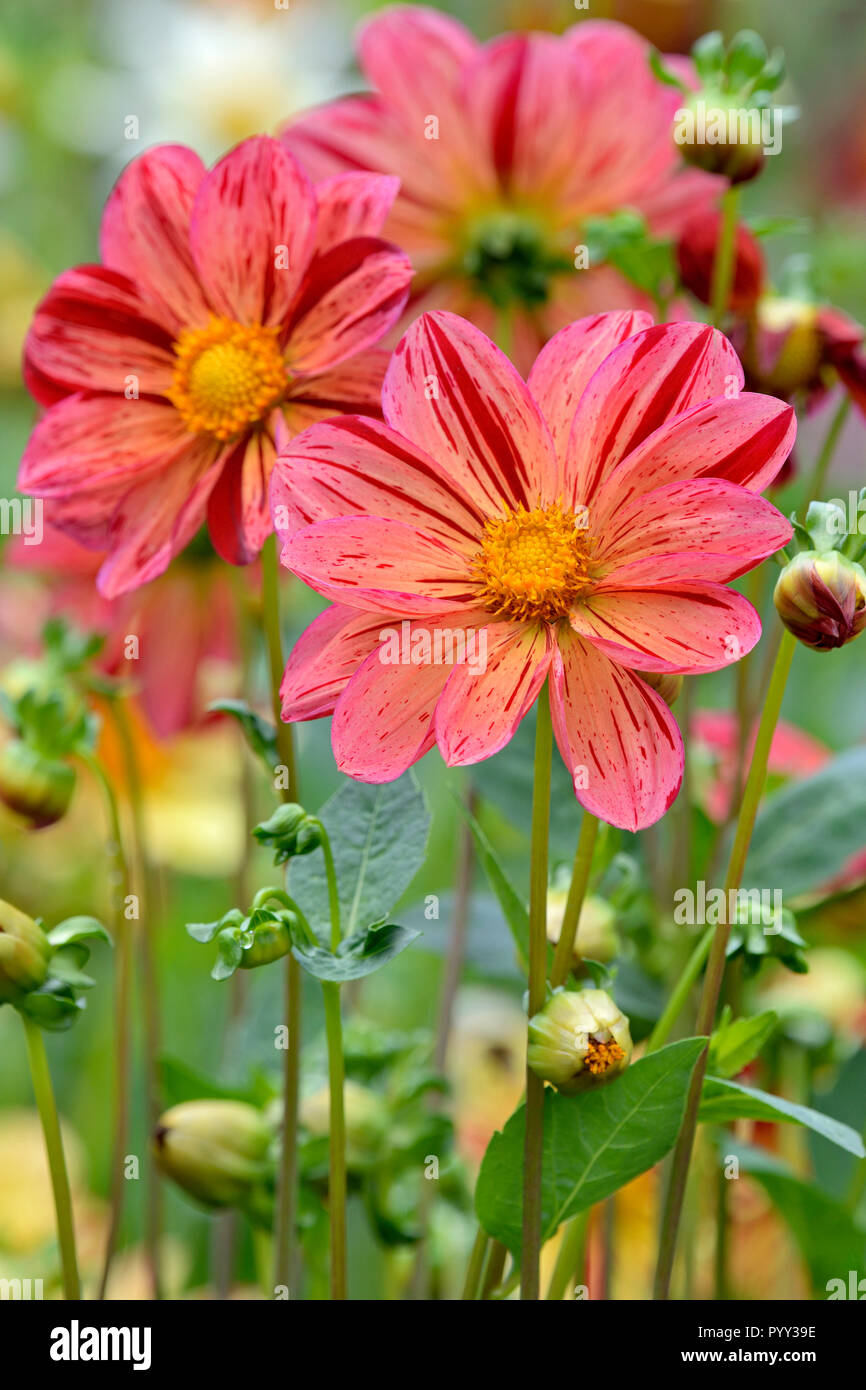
[
  {"left": 169, "top": 317, "right": 287, "bottom": 442},
  {"left": 472, "top": 502, "right": 594, "bottom": 622},
  {"left": 583, "top": 1038, "right": 625, "bottom": 1076}
]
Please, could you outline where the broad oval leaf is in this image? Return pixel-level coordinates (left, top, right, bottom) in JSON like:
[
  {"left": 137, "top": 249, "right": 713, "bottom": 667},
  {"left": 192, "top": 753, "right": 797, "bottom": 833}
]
[{"left": 291, "top": 921, "right": 421, "bottom": 983}]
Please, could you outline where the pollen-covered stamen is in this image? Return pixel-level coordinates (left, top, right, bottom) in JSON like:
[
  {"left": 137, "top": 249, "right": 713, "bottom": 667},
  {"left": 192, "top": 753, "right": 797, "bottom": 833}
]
[
  {"left": 169, "top": 316, "right": 287, "bottom": 442},
  {"left": 582, "top": 1036, "right": 625, "bottom": 1076},
  {"left": 472, "top": 502, "right": 594, "bottom": 622}
]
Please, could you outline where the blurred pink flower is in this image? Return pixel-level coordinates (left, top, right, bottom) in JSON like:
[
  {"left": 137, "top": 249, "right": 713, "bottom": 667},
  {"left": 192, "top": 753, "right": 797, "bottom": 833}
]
[
  {"left": 272, "top": 310, "right": 794, "bottom": 831},
  {"left": 19, "top": 136, "right": 412, "bottom": 595},
  {"left": 691, "top": 708, "right": 830, "bottom": 824},
  {"left": 280, "top": 8, "right": 718, "bottom": 371}
]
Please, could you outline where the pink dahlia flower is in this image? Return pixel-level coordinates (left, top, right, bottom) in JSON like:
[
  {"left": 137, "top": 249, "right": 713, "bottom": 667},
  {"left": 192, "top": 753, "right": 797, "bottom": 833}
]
[
  {"left": 280, "top": 8, "right": 718, "bottom": 372},
  {"left": 19, "top": 135, "right": 412, "bottom": 596},
  {"left": 271, "top": 310, "right": 795, "bottom": 831}
]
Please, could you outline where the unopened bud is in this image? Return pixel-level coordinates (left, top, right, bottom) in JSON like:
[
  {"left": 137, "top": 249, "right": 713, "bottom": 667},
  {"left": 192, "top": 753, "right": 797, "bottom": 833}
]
[
  {"left": 0, "top": 897, "right": 51, "bottom": 1004},
  {"left": 678, "top": 93, "right": 765, "bottom": 184},
  {"left": 546, "top": 892, "right": 618, "bottom": 965},
  {"left": 676, "top": 209, "right": 764, "bottom": 312},
  {"left": 528, "top": 989, "right": 632, "bottom": 1095},
  {"left": 774, "top": 550, "right": 866, "bottom": 650},
  {"left": 300, "top": 1080, "right": 388, "bottom": 1170},
  {"left": 153, "top": 1100, "right": 273, "bottom": 1210},
  {"left": 253, "top": 803, "right": 322, "bottom": 863},
  {"left": 0, "top": 740, "right": 75, "bottom": 829}
]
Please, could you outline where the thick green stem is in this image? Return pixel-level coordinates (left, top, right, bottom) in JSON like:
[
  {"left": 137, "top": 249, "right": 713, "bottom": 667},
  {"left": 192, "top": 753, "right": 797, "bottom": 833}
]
[
  {"left": 645, "top": 927, "right": 713, "bottom": 1054},
  {"left": 322, "top": 981, "right": 347, "bottom": 1300},
  {"left": 521, "top": 689, "right": 554, "bottom": 1300},
  {"left": 654, "top": 629, "right": 796, "bottom": 1299},
  {"left": 22, "top": 1016, "right": 81, "bottom": 1299},
  {"left": 710, "top": 185, "right": 741, "bottom": 328},
  {"left": 83, "top": 751, "right": 133, "bottom": 1302},
  {"left": 550, "top": 812, "right": 600, "bottom": 988},
  {"left": 546, "top": 1210, "right": 590, "bottom": 1300},
  {"left": 261, "top": 533, "right": 302, "bottom": 1298}
]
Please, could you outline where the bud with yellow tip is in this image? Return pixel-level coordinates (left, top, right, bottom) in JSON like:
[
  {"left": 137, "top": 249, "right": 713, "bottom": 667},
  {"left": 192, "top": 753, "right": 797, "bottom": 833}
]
[{"left": 528, "top": 989, "right": 632, "bottom": 1095}]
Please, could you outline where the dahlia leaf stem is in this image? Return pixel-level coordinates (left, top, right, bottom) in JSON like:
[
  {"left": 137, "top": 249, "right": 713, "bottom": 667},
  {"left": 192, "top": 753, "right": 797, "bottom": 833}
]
[
  {"left": 21, "top": 1014, "right": 81, "bottom": 1300},
  {"left": 521, "top": 687, "right": 554, "bottom": 1300},
  {"left": 710, "top": 185, "right": 741, "bottom": 328},
  {"left": 653, "top": 628, "right": 796, "bottom": 1299},
  {"left": 550, "top": 811, "right": 600, "bottom": 988}
]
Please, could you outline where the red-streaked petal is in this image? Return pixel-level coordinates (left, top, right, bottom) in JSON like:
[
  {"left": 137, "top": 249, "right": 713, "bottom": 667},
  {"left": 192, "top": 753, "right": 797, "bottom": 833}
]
[
  {"left": 313, "top": 172, "right": 400, "bottom": 249},
  {"left": 280, "top": 604, "right": 389, "bottom": 721},
  {"left": 591, "top": 395, "right": 797, "bottom": 530},
  {"left": 594, "top": 478, "right": 793, "bottom": 585},
  {"left": 526, "top": 311, "right": 652, "bottom": 467},
  {"left": 286, "top": 236, "right": 412, "bottom": 373},
  {"left": 550, "top": 629, "right": 683, "bottom": 832},
  {"left": 99, "top": 144, "right": 209, "bottom": 333},
  {"left": 19, "top": 393, "right": 190, "bottom": 496},
  {"left": 207, "top": 429, "right": 276, "bottom": 565},
  {"left": 435, "top": 621, "right": 552, "bottom": 765},
  {"left": 383, "top": 310, "right": 556, "bottom": 513},
  {"left": 567, "top": 322, "right": 744, "bottom": 504},
  {"left": 331, "top": 633, "right": 448, "bottom": 781},
  {"left": 190, "top": 136, "right": 316, "bottom": 327},
  {"left": 570, "top": 584, "right": 762, "bottom": 674},
  {"left": 270, "top": 415, "right": 484, "bottom": 549},
  {"left": 281, "top": 515, "right": 476, "bottom": 615},
  {"left": 24, "top": 266, "right": 176, "bottom": 406},
  {"left": 280, "top": 351, "right": 388, "bottom": 437}
]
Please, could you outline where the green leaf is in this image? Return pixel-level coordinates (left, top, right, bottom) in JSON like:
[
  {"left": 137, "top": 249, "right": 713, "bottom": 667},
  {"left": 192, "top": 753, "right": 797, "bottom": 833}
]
[
  {"left": 648, "top": 48, "right": 688, "bottom": 92},
  {"left": 708, "top": 1010, "right": 778, "bottom": 1078},
  {"left": 701, "top": 1077, "right": 866, "bottom": 1156},
  {"left": 212, "top": 930, "right": 243, "bottom": 981},
  {"left": 187, "top": 908, "right": 244, "bottom": 945},
  {"left": 210, "top": 699, "right": 278, "bottom": 772},
  {"left": 158, "top": 1056, "right": 260, "bottom": 1109},
  {"left": 289, "top": 773, "right": 430, "bottom": 939},
  {"left": 46, "top": 916, "right": 111, "bottom": 951},
  {"left": 475, "top": 1038, "right": 705, "bottom": 1258},
  {"left": 291, "top": 921, "right": 420, "bottom": 983},
  {"left": 456, "top": 800, "right": 529, "bottom": 969},
  {"left": 726, "top": 1143, "right": 866, "bottom": 1293},
  {"left": 740, "top": 747, "right": 866, "bottom": 898}
]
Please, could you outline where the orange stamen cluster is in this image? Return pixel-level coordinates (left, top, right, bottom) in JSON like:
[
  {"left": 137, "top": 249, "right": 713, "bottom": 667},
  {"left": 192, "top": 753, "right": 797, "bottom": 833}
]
[
  {"left": 472, "top": 502, "right": 594, "bottom": 622},
  {"left": 583, "top": 1037, "right": 625, "bottom": 1076},
  {"left": 169, "top": 316, "right": 287, "bottom": 442}
]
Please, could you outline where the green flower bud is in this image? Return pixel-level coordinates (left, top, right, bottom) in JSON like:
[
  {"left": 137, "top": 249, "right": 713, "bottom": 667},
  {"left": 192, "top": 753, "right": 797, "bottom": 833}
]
[
  {"left": 237, "top": 912, "right": 292, "bottom": 970},
  {"left": 774, "top": 550, "right": 866, "bottom": 650},
  {"left": 153, "top": 1100, "right": 273, "bottom": 1210},
  {"left": 253, "top": 803, "right": 322, "bottom": 863},
  {"left": 0, "top": 740, "right": 75, "bottom": 828},
  {"left": 677, "top": 92, "right": 765, "bottom": 184},
  {"left": 0, "top": 898, "right": 51, "bottom": 1004},
  {"left": 300, "top": 1080, "right": 388, "bottom": 1170},
  {"left": 528, "top": 989, "right": 632, "bottom": 1095},
  {"left": 546, "top": 891, "right": 619, "bottom": 965},
  {"left": 641, "top": 671, "right": 684, "bottom": 708}
]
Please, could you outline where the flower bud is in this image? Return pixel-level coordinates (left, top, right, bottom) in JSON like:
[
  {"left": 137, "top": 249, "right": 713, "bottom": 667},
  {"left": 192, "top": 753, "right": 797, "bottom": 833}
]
[
  {"left": 0, "top": 897, "right": 51, "bottom": 1004},
  {"left": 528, "top": 989, "right": 632, "bottom": 1095},
  {"left": 0, "top": 740, "right": 75, "bottom": 829},
  {"left": 677, "top": 93, "right": 765, "bottom": 184},
  {"left": 153, "top": 1100, "right": 273, "bottom": 1210},
  {"left": 300, "top": 1080, "right": 388, "bottom": 1170},
  {"left": 774, "top": 550, "right": 866, "bottom": 650},
  {"left": 642, "top": 671, "right": 684, "bottom": 708},
  {"left": 745, "top": 296, "right": 823, "bottom": 396},
  {"left": 676, "top": 209, "right": 764, "bottom": 312},
  {"left": 236, "top": 912, "right": 292, "bottom": 970},
  {"left": 546, "top": 892, "right": 618, "bottom": 965},
  {"left": 253, "top": 803, "right": 322, "bottom": 863}
]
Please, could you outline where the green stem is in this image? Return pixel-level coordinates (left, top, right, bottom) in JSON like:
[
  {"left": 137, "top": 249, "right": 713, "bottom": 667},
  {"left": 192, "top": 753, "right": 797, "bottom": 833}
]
[
  {"left": 322, "top": 981, "right": 347, "bottom": 1300},
  {"left": 645, "top": 927, "right": 713, "bottom": 1054},
  {"left": 462, "top": 1229, "right": 489, "bottom": 1300},
  {"left": 550, "top": 812, "right": 600, "bottom": 988},
  {"left": 804, "top": 394, "right": 851, "bottom": 507},
  {"left": 260, "top": 533, "right": 302, "bottom": 1299},
  {"left": 21, "top": 1015, "right": 81, "bottom": 1299},
  {"left": 546, "top": 1210, "right": 589, "bottom": 1300},
  {"left": 480, "top": 1239, "right": 508, "bottom": 1299},
  {"left": 653, "top": 628, "right": 796, "bottom": 1299},
  {"left": 521, "top": 688, "right": 554, "bottom": 1300},
  {"left": 710, "top": 185, "right": 741, "bottom": 328},
  {"left": 82, "top": 751, "right": 133, "bottom": 1302}
]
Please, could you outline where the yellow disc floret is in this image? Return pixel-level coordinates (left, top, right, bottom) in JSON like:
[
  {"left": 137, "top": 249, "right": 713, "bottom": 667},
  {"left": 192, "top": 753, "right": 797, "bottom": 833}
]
[
  {"left": 582, "top": 1037, "right": 626, "bottom": 1076},
  {"left": 169, "top": 317, "right": 287, "bottom": 442},
  {"left": 472, "top": 502, "right": 594, "bottom": 622}
]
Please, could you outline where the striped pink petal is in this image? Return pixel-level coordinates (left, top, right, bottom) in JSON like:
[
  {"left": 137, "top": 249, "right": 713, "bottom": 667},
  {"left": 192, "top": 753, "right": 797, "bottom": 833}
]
[
  {"left": 383, "top": 311, "right": 556, "bottom": 514},
  {"left": 206, "top": 427, "right": 277, "bottom": 565},
  {"left": 281, "top": 604, "right": 390, "bottom": 721},
  {"left": 24, "top": 266, "right": 176, "bottom": 406},
  {"left": 570, "top": 584, "right": 762, "bottom": 674},
  {"left": 526, "top": 311, "right": 652, "bottom": 467},
  {"left": 190, "top": 136, "right": 316, "bottom": 328},
  {"left": 434, "top": 622, "right": 553, "bottom": 766},
  {"left": 281, "top": 516, "right": 476, "bottom": 615},
  {"left": 99, "top": 144, "right": 209, "bottom": 334},
  {"left": 594, "top": 479, "right": 793, "bottom": 586},
  {"left": 566, "top": 322, "right": 744, "bottom": 504},
  {"left": 313, "top": 173, "right": 400, "bottom": 249},
  {"left": 280, "top": 351, "right": 388, "bottom": 437},
  {"left": 270, "top": 416, "right": 483, "bottom": 550},
  {"left": 550, "top": 628, "right": 683, "bottom": 832},
  {"left": 285, "top": 236, "right": 412, "bottom": 374},
  {"left": 331, "top": 633, "right": 447, "bottom": 781},
  {"left": 591, "top": 395, "right": 797, "bottom": 530}
]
